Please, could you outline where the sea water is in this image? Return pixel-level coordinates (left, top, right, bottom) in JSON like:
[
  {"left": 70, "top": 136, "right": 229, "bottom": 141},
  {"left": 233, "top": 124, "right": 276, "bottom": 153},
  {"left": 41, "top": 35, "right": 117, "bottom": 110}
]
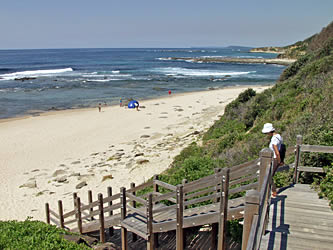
[{"left": 0, "top": 47, "right": 285, "bottom": 119}]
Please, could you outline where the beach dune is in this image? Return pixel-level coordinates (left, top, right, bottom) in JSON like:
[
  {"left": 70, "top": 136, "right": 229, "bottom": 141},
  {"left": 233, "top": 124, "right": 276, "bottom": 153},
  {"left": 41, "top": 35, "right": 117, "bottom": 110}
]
[{"left": 0, "top": 86, "right": 269, "bottom": 221}]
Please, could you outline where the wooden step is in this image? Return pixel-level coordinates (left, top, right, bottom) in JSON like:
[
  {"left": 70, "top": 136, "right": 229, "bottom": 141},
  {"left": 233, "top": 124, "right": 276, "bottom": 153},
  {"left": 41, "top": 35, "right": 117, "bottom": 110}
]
[
  {"left": 260, "top": 231, "right": 333, "bottom": 250},
  {"left": 121, "top": 213, "right": 148, "bottom": 240}
]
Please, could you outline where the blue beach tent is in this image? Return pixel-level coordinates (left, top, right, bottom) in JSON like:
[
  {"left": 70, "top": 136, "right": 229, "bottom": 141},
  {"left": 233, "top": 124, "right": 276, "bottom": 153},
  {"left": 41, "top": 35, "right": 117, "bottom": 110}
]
[{"left": 128, "top": 100, "right": 139, "bottom": 109}]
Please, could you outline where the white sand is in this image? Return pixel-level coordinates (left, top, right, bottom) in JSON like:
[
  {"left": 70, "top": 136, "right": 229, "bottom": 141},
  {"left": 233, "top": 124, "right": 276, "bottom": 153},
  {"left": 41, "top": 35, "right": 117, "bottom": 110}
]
[{"left": 0, "top": 85, "right": 269, "bottom": 221}]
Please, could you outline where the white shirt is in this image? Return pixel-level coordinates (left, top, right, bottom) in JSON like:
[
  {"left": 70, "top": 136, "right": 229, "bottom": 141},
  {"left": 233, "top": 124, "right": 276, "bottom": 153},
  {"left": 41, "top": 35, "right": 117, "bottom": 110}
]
[{"left": 269, "top": 134, "right": 283, "bottom": 159}]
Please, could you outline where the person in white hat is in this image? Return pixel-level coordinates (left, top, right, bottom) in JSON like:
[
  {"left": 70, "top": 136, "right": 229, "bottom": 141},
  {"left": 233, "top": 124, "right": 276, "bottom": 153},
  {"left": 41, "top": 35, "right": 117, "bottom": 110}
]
[{"left": 262, "top": 123, "right": 284, "bottom": 197}]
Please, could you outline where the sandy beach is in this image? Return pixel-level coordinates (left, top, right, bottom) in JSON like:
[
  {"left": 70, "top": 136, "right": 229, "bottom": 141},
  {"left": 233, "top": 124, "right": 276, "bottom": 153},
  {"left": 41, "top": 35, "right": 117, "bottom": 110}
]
[{"left": 0, "top": 85, "right": 269, "bottom": 221}]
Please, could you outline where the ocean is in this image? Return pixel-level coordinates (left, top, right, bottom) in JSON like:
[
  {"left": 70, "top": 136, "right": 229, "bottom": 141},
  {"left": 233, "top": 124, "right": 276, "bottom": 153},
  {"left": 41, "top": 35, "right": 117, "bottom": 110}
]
[{"left": 0, "top": 47, "right": 285, "bottom": 119}]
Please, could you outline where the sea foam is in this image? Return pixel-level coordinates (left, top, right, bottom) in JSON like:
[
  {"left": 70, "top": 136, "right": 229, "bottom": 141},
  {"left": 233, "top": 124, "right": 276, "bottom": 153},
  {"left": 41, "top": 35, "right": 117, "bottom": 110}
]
[
  {"left": 154, "top": 67, "right": 255, "bottom": 77},
  {"left": 0, "top": 68, "right": 74, "bottom": 81}
]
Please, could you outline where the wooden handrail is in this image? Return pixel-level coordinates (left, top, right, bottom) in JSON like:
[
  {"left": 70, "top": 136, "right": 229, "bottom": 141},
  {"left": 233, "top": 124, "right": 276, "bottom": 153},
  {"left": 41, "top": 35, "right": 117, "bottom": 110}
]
[
  {"left": 294, "top": 135, "right": 333, "bottom": 183},
  {"left": 300, "top": 144, "right": 333, "bottom": 153},
  {"left": 153, "top": 180, "right": 177, "bottom": 191},
  {"left": 126, "top": 192, "right": 147, "bottom": 205},
  {"left": 243, "top": 149, "right": 273, "bottom": 250}
]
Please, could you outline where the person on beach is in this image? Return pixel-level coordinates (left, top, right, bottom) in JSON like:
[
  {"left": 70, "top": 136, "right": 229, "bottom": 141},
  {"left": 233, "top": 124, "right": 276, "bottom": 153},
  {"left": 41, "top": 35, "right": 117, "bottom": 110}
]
[
  {"left": 120, "top": 98, "right": 123, "bottom": 107},
  {"left": 262, "top": 123, "right": 284, "bottom": 198},
  {"left": 98, "top": 103, "right": 102, "bottom": 112}
]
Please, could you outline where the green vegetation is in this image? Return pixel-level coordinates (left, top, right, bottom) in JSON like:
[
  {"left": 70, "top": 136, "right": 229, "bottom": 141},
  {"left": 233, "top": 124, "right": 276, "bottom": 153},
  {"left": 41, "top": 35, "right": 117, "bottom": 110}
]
[{"left": 0, "top": 219, "right": 90, "bottom": 249}]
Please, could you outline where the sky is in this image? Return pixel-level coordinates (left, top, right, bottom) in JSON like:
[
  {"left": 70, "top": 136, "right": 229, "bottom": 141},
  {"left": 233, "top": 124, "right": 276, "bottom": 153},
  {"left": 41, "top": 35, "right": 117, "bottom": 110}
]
[{"left": 0, "top": 0, "right": 332, "bottom": 49}]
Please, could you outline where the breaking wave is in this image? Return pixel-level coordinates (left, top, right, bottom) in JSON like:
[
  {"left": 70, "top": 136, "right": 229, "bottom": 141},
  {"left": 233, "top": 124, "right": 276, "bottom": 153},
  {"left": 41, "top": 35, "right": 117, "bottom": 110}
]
[{"left": 0, "top": 68, "right": 73, "bottom": 81}]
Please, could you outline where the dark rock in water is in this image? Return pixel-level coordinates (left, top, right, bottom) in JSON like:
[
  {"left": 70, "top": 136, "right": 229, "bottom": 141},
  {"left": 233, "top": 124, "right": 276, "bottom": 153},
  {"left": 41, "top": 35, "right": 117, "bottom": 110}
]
[{"left": 14, "top": 77, "right": 37, "bottom": 81}]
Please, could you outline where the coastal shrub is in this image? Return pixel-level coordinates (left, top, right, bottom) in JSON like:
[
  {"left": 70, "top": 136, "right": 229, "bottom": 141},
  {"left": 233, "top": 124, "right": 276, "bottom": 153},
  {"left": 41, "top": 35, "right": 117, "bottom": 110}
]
[
  {"left": 0, "top": 219, "right": 90, "bottom": 250},
  {"left": 318, "top": 165, "right": 333, "bottom": 209}
]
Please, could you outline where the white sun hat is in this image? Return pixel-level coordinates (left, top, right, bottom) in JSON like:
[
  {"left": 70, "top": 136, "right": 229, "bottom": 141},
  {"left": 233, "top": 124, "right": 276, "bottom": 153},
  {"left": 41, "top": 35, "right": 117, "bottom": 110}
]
[{"left": 262, "top": 123, "right": 275, "bottom": 133}]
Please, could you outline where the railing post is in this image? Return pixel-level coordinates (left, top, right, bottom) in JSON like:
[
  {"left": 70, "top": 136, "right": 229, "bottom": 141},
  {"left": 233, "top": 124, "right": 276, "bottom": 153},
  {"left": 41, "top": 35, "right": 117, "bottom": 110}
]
[
  {"left": 153, "top": 175, "right": 160, "bottom": 248},
  {"left": 88, "top": 190, "right": 94, "bottom": 221},
  {"left": 242, "top": 190, "right": 260, "bottom": 250},
  {"left": 147, "top": 193, "right": 155, "bottom": 250},
  {"left": 218, "top": 168, "right": 230, "bottom": 250},
  {"left": 153, "top": 175, "right": 159, "bottom": 199},
  {"left": 120, "top": 187, "right": 128, "bottom": 250},
  {"left": 259, "top": 148, "right": 273, "bottom": 192},
  {"left": 98, "top": 193, "right": 105, "bottom": 243},
  {"left": 107, "top": 187, "right": 114, "bottom": 237},
  {"left": 130, "top": 182, "right": 138, "bottom": 242},
  {"left": 45, "top": 203, "right": 50, "bottom": 224},
  {"left": 58, "top": 200, "right": 64, "bottom": 229},
  {"left": 212, "top": 168, "right": 222, "bottom": 249},
  {"left": 76, "top": 197, "right": 83, "bottom": 234},
  {"left": 73, "top": 192, "right": 77, "bottom": 219},
  {"left": 294, "top": 135, "right": 303, "bottom": 184},
  {"left": 176, "top": 184, "right": 184, "bottom": 250}
]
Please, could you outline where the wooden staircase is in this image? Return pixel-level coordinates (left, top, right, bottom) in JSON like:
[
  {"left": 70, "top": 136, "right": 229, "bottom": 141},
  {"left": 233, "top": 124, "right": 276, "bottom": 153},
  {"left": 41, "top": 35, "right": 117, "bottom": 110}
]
[{"left": 260, "top": 184, "right": 333, "bottom": 250}]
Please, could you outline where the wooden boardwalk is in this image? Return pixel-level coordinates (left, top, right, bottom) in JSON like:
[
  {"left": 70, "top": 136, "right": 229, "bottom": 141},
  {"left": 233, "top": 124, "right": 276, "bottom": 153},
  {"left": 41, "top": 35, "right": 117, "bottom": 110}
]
[{"left": 260, "top": 184, "right": 333, "bottom": 250}]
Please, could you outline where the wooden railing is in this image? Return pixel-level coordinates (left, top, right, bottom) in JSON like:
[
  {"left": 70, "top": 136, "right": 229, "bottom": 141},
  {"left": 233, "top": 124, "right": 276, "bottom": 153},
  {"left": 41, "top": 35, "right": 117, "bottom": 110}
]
[
  {"left": 294, "top": 135, "right": 333, "bottom": 183},
  {"left": 242, "top": 149, "right": 273, "bottom": 250},
  {"left": 46, "top": 148, "right": 276, "bottom": 250}
]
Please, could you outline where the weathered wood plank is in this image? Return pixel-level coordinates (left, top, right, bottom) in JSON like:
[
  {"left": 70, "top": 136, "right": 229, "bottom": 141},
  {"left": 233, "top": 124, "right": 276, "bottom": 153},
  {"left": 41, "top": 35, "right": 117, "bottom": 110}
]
[
  {"left": 230, "top": 164, "right": 259, "bottom": 181},
  {"left": 127, "top": 179, "right": 153, "bottom": 193},
  {"left": 63, "top": 209, "right": 76, "bottom": 219},
  {"left": 229, "top": 159, "right": 259, "bottom": 173},
  {"left": 182, "top": 174, "right": 216, "bottom": 192},
  {"left": 153, "top": 191, "right": 176, "bottom": 203},
  {"left": 184, "top": 193, "right": 217, "bottom": 207},
  {"left": 102, "top": 193, "right": 121, "bottom": 204},
  {"left": 126, "top": 192, "right": 146, "bottom": 205},
  {"left": 301, "top": 144, "right": 333, "bottom": 154},
  {"left": 229, "top": 173, "right": 258, "bottom": 186},
  {"left": 185, "top": 186, "right": 216, "bottom": 200},
  {"left": 229, "top": 182, "right": 258, "bottom": 195},
  {"left": 127, "top": 205, "right": 146, "bottom": 217},
  {"left": 49, "top": 208, "right": 59, "bottom": 219},
  {"left": 154, "top": 180, "right": 177, "bottom": 191},
  {"left": 121, "top": 220, "right": 148, "bottom": 239},
  {"left": 153, "top": 204, "right": 177, "bottom": 213},
  {"left": 298, "top": 166, "right": 325, "bottom": 173},
  {"left": 50, "top": 217, "right": 60, "bottom": 226},
  {"left": 183, "top": 178, "right": 219, "bottom": 193}
]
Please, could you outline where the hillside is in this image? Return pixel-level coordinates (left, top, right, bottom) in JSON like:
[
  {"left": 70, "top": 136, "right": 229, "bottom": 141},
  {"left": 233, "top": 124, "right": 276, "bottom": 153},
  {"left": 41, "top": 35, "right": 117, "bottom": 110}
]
[
  {"left": 159, "top": 21, "right": 333, "bottom": 210},
  {"left": 250, "top": 21, "right": 333, "bottom": 60}
]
